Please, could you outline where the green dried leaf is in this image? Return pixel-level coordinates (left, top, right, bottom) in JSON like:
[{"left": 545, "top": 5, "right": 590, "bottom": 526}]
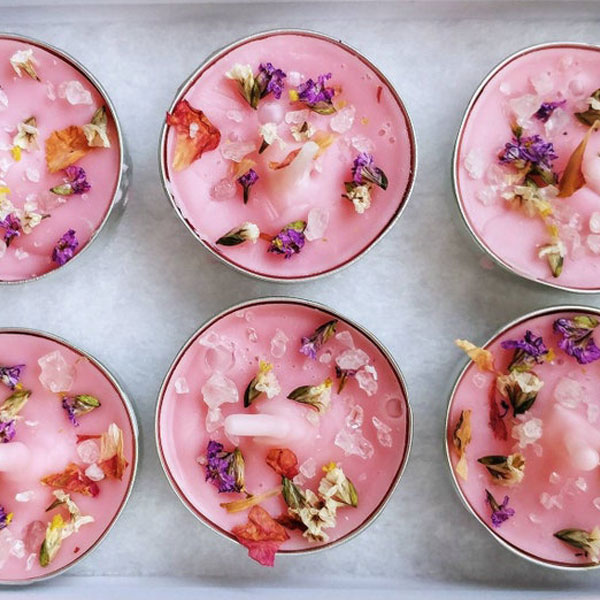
[
  {"left": 282, "top": 476, "right": 305, "bottom": 510},
  {"left": 575, "top": 90, "right": 600, "bottom": 126},
  {"left": 0, "top": 388, "right": 31, "bottom": 420}
]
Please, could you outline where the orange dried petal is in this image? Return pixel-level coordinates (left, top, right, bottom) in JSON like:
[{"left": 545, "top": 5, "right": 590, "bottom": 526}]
[
  {"left": 231, "top": 505, "right": 289, "bottom": 567},
  {"left": 558, "top": 124, "right": 597, "bottom": 198},
  {"left": 41, "top": 463, "right": 99, "bottom": 497},
  {"left": 268, "top": 148, "right": 301, "bottom": 170},
  {"left": 166, "top": 99, "right": 220, "bottom": 171},
  {"left": 45, "top": 126, "right": 90, "bottom": 173},
  {"left": 265, "top": 448, "right": 299, "bottom": 479},
  {"left": 98, "top": 453, "right": 128, "bottom": 480}
]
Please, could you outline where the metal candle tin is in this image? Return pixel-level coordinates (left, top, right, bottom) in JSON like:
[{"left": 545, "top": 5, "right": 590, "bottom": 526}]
[
  {"left": 0, "top": 33, "right": 131, "bottom": 285},
  {"left": 159, "top": 29, "right": 417, "bottom": 283},
  {"left": 445, "top": 304, "right": 600, "bottom": 570},
  {"left": 0, "top": 327, "right": 139, "bottom": 586},
  {"left": 155, "top": 296, "right": 413, "bottom": 556},
  {"left": 452, "top": 42, "right": 600, "bottom": 294}
]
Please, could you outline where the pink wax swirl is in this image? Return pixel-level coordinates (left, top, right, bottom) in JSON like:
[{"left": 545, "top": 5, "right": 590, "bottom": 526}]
[
  {"left": 0, "top": 332, "right": 136, "bottom": 582},
  {"left": 0, "top": 37, "right": 121, "bottom": 282},
  {"left": 163, "top": 31, "right": 415, "bottom": 280},
  {"left": 448, "top": 308, "right": 600, "bottom": 567},
  {"left": 456, "top": 44, "right": 600, "bottom": 291},
  {"left": 157, "top": 300, "right": 410, "bottom": 561}
]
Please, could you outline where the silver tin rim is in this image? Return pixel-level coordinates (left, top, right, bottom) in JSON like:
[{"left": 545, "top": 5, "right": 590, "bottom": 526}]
[
  {"left": 0, "top": 327, "right": 139, "bottom": 586},
  {"left": 155, "top": 296, "right": 413, "bottom": 556},
  {"left": 445, "top": 304, "right": 600, "bottom": 570},
  {"left": 0, "top": 33, "right": 131, "bottom": 285},
  {"left": 159, "top": 28, "right": 418, "bottom": 283},
  {"left": 452, "top": 41, "right": 600, "bottom": 294}
]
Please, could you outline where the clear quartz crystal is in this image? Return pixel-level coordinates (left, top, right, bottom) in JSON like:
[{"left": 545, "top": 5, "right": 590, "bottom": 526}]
[
  {"left": 38, "top": 350, "right": 75, "bottom": 393},
  {"left": 85, "top": 463, "right": 105, "bottom": 482},
  {"left": 594, "top": 497, "right": 600, "bottom": 511},
  {"left": 318, "top": 350, "right": 332, "bottom": 364},
  {"left": 350, "top": 135, "right": 374, "bottom": 154},
  {"left": 511, "top": 417, "right": 543, "bottom": 449},
  {"left": 258, "top": 101, "right": 284, "bottom": 124},
  {"left": 553, "top": 377, "right": 584, "bottom": 409},
  {"left": 587, "top": 402, "right": 600, "bottom": 424},
  {"left": 529, "top": 513, "right": 541, "bottom": 524},
  {"left": 304, "top": 207, "right": 329, "bottom": 241},
  {"left": 77, "top": 440, "right": 100, "bottom": 464},
  {"left": 356, "top": 365, "right": 378, "bottom": 396},
  {"left": 330, "top": 105, "right": 356, "bottom": 133},
  {"left": 549, "top": 472, "right": 561, "bottom": 485},
  {"left": 226, "top": 110, "right": 243, "bottom": 123},
  {"left": 174, "top": 376, "right": 189, "bottom": 394},
  {"left": 336, "top": 331, "right": 354, "bottom": 349},
  {"left": 336, "top": 348, "right": 369, "bottom": 371},
  {"left": 334, "top": 427, "right": 374, "bottom": 460},
  {"left": 201, "top": 372, "right": 238, "bottom": 411},
  {"left": 0, "top": 89, "right": 7, "bottom": 111},
  {"left": 299, "top": 457, "right": 316, "bottom": 479},
  {"left": 206, "top": 408, "right": 225, "bottom": 433},
  {"left": 587, "top": 234, "right": 600, "bottom": 255},
  {"left": 246, "top": 327, "right": 258, "bottom": 343},
  {"left": 530, "top": 71, "right": 554, "bottom": 95},
  {"left": 199, "top": 333, "right": 235, "bottom": 372},
  {"left": 15, "top": 490, "right": 34, "bottom": 502},
  {"left": 58, "top": 80, "right": 93, "bottom": 105},
  {"left": 10, "top": 539, "right": 24, "bottom": 559},
  {"left": 509, "top": 94, "right": 539, "bottom": 127},
  {"left": 0, "top": 529, "right": 13, "bottom": 568},
  {"left": 476, "top": 188, "right": 497, "bottom": 206},
  {"left": 590, "top": 212, "right": 600, "bottom": 233},
  {"left": 210, "top": 177, "right": 236, "bottom": 201},
  {"left": 270, "top": 329, "right": 288, "bottom": 358},
  {"left": 220, "top": 140, "right": 256, "bottom": 162},
  {"left": 22, "top": 521, "right": 45, "bottom": 554},
  {"left": 372, "top": 416, "right": 393, "bottom": 447},
  {"left": 25, "top": 167, "right": 39, "bottom": 183},
  {"left": 345, "top": 404, "right": 364, "bottom": 430},
  {"left": 545, "top": 108, "right": 570, "bottom": 137},
  {"left": 576, "top": 477, "right": 588, "bottom": 492},
  {"left": 464, "top": 149, "right": 485, "bottom": 179}
]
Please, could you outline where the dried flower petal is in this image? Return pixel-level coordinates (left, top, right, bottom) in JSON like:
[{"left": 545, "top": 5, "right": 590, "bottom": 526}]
[
  {"left": 452, "top": 409, "right": 471, "bottom": 481},
  {"left": 52, "top": 229, "right": 78, "bottom": 266},
  {"left": 237, "top": 168, "right": 258, "bottom": 204},
  {"left": 268, "top": 220, "right": 306, "bottom": 259},
  {"left": 558, "top": 124, "right": 597, "bottom": 198},
  {"left": 477, "top": 453, "right": 525, "bottom": 486},
  {"left": 555, "top": 527, "right": 600, "bottom": 563},
  {"left": 41, "top": 463, "right": 100, "bottom": 497},
  {"left": 61, "top": 394, "right": 101, "bottom": 426},
  {"left": 538, "top": 238, "right": 565, "bottom": 278},
  {"left": 485, "top": 489, "right": 515, "bottom": 528},
  {"left": 266, "top": 448, "right": 299, "bottom": 479},
  {"left": 98, "top": 423, "right": 128, "bottom": 480},
  {"left": 45, "top": 126, "right": 90, "bottom": 173},
  {"left": 553, "top": 315, "right": 600, "bottom": 364},
  {"left": 10, "top": 49, "right": 39, "bottom": 81},
  {"left": 0, "top": 420, "right": 16, "bottom": 443},
  {"left": 499, "top": 131, "right": 557, "bottom": 186},
  {"left": 244, "top": 361, "right": 280, "bottom": 407},
  {"left": 496, "top": 370, "right": 543, "bottom": 415},
  {"left": 0, "top": 505, "right": 13, "bottom": 530},
  {"left": 205, "top": 440, "right": 245, "bottom": 493},
  {"left": 231, "top": 505, "right": 289, "bottom": 567},
  {"left": 219, "top": 486, "right": 281, "bottom": 513},
  {"left": 287, "top": 378, "right": 332, "bottom": 413},
  {"left": 50, "top": 165, "right": 91, "bottom": 196},
  {"left": 268, "top": 148, "right": 301, "bottom": 170},
  {"left": 351, "top": 153, "right": 388, "bottom": 189},
  {"left": 343, "top": 182, "right": 372, "bottom": 214},
  {"left": 166, "top": 100, "right": 221, "bottom": 171},
  {"left": 300, "top": 320, "right": 338, "bottom": 360},
  {"left": 501, "top": 330, "right": 548, "bottom": 371},
  {"left": 535, "top": 100, "right": 566, "bottom": 123},
  {"left": 575, "top": 90, "right": 600, "bottom": 127},
  {"left": 82, "top": 106, "right": 110, "bottom": 148},
  {"left": 13, "top": 117, "right": 39, "bottom": 151},
  {"left": 0, "top": 388, "right": 31, "bottom": 421},
  {"left": 489, "top": 382, "right": 508, "bottom": 441},
  {"left": 455, "top": 339, "right": 495, "bottom": 372},
  {"left": 296, "top": 73, "right": 336, "bottom": 114},
  {"left": 216, "top": 222, "right": 260, "bottom": 247}
]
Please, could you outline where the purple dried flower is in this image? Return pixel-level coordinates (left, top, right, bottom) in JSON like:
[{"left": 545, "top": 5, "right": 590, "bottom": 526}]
[
  {"left": 0, "top": 213, "right": 22, "bottom": 247},
  {"left": 257, "top": 62, "right": 286, "bottom": 100},
  {"left": 50, "top": 166, "right": 91, "bottom": 196},
  {"left": 486, "top": 489, "right": 515, "bottom": 528},
  {"left": 500, "top": 134, "right": 558, "bottom": 167},
  {"left": 501, "top": 330, "right": 548, "bottom": 371},
  {"left": 205, "top": 440, "right": 245, "bottom": 494},
  {"left": 268, "top": 220, "right": 306, "bottom": 259},
  {"left": 0, "top": 505, "right": 11, "bottom": 530},
  {"left": 297, "top": 73, "right": 336, "bottom": 114},
  {"left": 237, "top": 168, "right": 259, "bottom": 205},
  {"left": 62, "top": 396, "right": 79, "bottom": 427},
  {"left": 351, "top": 153, "right": 388, "bottom": 190},
  {"left": 0, "top": 364, "right": 24, "bottom": 390},
  {"left": 52, "top": 229, "right": 79, "bottom": 266},
  {"left": 534, "top": 100, "right": 566, "bottom": 123},
  {"left": 300, "top": 319, "right": 338, "bottom": 360},
  {"left": 335, "top": 365, "right": 357, "bottom": 393},
  {"left": 554, "top": 315, "right": 600, "bottom": 365},
  {"left": 0, "top": 420, "right": 16, "bottom": 443}
]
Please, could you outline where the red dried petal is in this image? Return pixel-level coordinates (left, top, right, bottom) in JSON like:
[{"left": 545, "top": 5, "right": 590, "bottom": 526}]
[
  {"left": 41, "top": 463, "right": 99, "bottom": 497},
  {"left": 98, "top": 453, "right": 128, "bottom": 481},
  {"left": 268, "top": 148, "right": 301, "bottom": 170},
  {"left": 76, "top": 434, "right": 101, "bottom": 443},
  {"left": 166, "top": 99, "right": 220, "bottom": 171},
  {"left": 231, "top": 505, "right": 289, "bottom": 567},
  {"left": 265, "top": 448, "right": 299, "bottom": 479},
  {"left": 489, "top": 381, "right": 508, "bottom": 441}
]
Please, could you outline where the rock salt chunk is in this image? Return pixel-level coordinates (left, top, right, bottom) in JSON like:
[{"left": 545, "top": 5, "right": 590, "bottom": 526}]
[
  {"left": 336, "top": 348, "right": 369, "bottom": 371},
  {"left": 530, "top": 71, "right": 554, "bottom": 95},
  {"left": 299, "top": 457, "right": 316, "bottom": 479},
  {"left": 350, "top": 135, "right": 374, "bottom": 154},
  {"left": 226, "top": 110, "right": 243, "bottom": 123},
  {"left": 476, "top": 188, "right": 496, "bottom": 206},
  {"left": 210, "top": 177, "right": 236, "bottom": 201},
  {"left": 304, "top": 207, "right": 329, "bottom": 241},
  {"left": 590, "top": 212, "right": 600, "bottom": 233},
  {"left": 345, "top": 404, "right": 364, "bottom": 430},
  {"left": 372, "top": 416, "right": 393, "bottom": 447},
  {"left": 0, "top": 90, "right": 7, "bottom": 111},
  {"left": 594, "top": 497, "right": 600, "bottom": 511},
  {"left": 356, "top": 365, "right": 378, "bottom": 396},
  {"left": 25, "top": 168, "right": 39, "bottom": 183},
  {"left": 199, "top": 333, "right": 235, "bottom": 372},
  {"left": 553, "top": 377, "right": 584, "bottom": 409},
  {"left": 15, "top": 491, "right": 34, "bottom": 503},
  {"left": 464, "top": 149, "right": 485, "bottom": 179},
  {"left": 318, "top": 350, "right": 332, "bottom": 364},
  {"left": 58, "top": 81, "right": 92, "bottom": 105},
  {"left": 334, "top": 427, "right": 374, "bottom": 460},
  {"left": 576, "top": 477, "right": 588, "bottom": 492},
  {"left": 330, "top": 106, "right": 355, "bottom": 133},
  {"left": 15, "top": 248, "right": 28, "bottom": 261},
  {"left": 247, "top": 328, "right": 258, "bottom": 343},
  {"left": 336, "top": 331, "right": 354, "bottom": 349},
  {"left": 201, "top": 373, "right": 238, "bottom": 410},
  {"left": 38, "top": 350, "right": 74, "bottom": 393},
  {"left": 0, "top": 529, "right": 13, "bottom": 568},
  {"left": 220, "top": 140, "right": 256, "bottom": 162},
  {"left": 545, "top": 108, "right": 570, "bottom": 137},
  {"left": 174, "top": 377, "right": 189, "bottom": 394},
  {"left": 258, "top": 101, "right": 284, "bottom": 124},
  {"left": 10, "top": 539, "right": 24, "bottom": 559},
  {"left": 509, "top": 94, "right": 539, "bottom": 126},
  {"left": 270, "top": 329, "right": 288, "bottom": 358},
  {"left": 85, "top": 463, "right": 105, "bottom": 482},
  {"left": 549, "top": 472, "right": 561, "bottom": 485},
  {"left": 511, "top": 417, "right": 543, "bottom": 449},
  {"left": 77, "top": 440, "right": 100, "bottom": 464}
]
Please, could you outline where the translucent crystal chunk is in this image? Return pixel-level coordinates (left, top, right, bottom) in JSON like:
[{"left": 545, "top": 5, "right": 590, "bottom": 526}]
[
  {"left": 199, "top": 333, "right": 235, "bottom": 372},
  {"left": 0, "top": 529, "right": 13, "bottom": 568},
  {"left": 85, "top": 463, "right": 105, "bottom": 482},
  {"left": 345, "top": 404, "right": 364, "bottom": 430},
  {"left": 22, "top": 521, "right": 45, "bottom": 554},
  {"left": 174, "top": 376, "right": 190, "bottom": 394},
  {"left": 350, "top": 135, "right": 374, "bottom": 154},
  {"left": 476, "top": 188, "right": 496, "bottom": 206},
  {"left": 356, "top": 365, "right": 378, "bottom": 396},
  {"left": 587, "top": 402, "right": 600, "bottom": 424},
  {"left": 38, "top": 350, "right": 74, "bottom": 393},
  {"left": 246, "top": 328, "right": 258, "bottom": 343},
  {"left": 590, "top": 212, "right": 600, "bottom": 234},
  {"left": 299, "top": 457, "right": 316, "bottom": 479},
  {"left": 529, "top": 513, "right": 541, "bottom": 524},
  {"left": 464, "top": 149, "right": 485, "bottom": 179},
  {"left": 206, "top": 408, "right": 225, "bottom": 433},
  {"left": 334, "top": 427, "right": 374, "bottom": 460},
  {"left": 508, "top": 94, "right": 539, "bottom": 126},
  {"left": 318, "top": 350, "right": 332, "bottom": 364},
  {"left": 336, "top": 331, "right": 354, "bottom": 348},
  {"left": 25, "top": 167, "right": 39, "bottom": 183},
  {"left": 372, "top": 416, "right": 393, "bottom": 447},
  {"left": 201, "top": 372, "right": 239, "bottom": 410},
  {"left": 58, "top": 80, "right": 93, "bottom": 105},
  {"left": 0, "top": 89, "right": 7, "bottom": 111},
  {"left": 336, "top": 348, "right": 369, "bottom": 371},
  {"left": 594, "top": 497, "right": 600, "bottom": 511},
  {"left": 285, "top": 109, "right": 310, "bottom": 125},
  {"left": 587, "top": 234, "right": 600, "bottom": 255},
  {"left": 530, "top": 71, "right": 553, "bottom": 95},
  {"left": 330, "top": 105, "right": 356, "bottom": 133},
  {"left": 226, "top": 110, "right": 243, "bottom": 123},
  {"left": 220, "top": 140, "right": 256, "bottom": 162},
  {"left": 545, "top": 107, "right": 570, "bottom": 137},
  {"left": 270, "top": 329, "right": 289, "bottom": 358},
  {"left": 77, "top": 440, "right": 100, "bottom": 464},
  {"left": 553, "top": 377, "right": 584, "bottom": 409},
  {"left": 576, "top": 477, "right": 588, "bottom": 492},
  {"left": 511, "top": 417, "right": 543, "bottom": 448},
  {"left": 304, "top": 207, "right": 329, "bottom": 241},
  {"left": 10, "top": 539, "right": 24, "bottom": 558},
  {"left": 210, "top": 177, "right": 236, "bottom": 201},
  {"left": 549, "top": 472, "right": 561, "bottom": 485}
]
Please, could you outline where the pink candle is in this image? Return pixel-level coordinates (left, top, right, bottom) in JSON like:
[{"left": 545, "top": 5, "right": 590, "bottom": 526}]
[
  {"left": 157, "top": 298, "right": 411, "bottom": 566},
  {"left": 455, "top": 43, "right": 600, "bottom": 292},
  {"left": 0, "top": 330, "right": 137, "bottom": 583},
  {"left": 448, "top": 306, "right": 600, "bottom": 568},
  {"left": 161, "top": 30, "right": 416, "bottom": 281},
  {"left": 0, "top": 35, "right": 126, "bottom": 283}
]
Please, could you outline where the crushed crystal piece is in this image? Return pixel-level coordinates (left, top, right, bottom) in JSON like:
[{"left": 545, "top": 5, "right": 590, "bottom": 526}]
[
  {"left": 77, "top": 439, "right": 100, "bottom": 464},
  {"left": 304, "top": 207, "right": 329, "bottom": 241},
  {"left": 334, "top": 427, "right": 374, "bottom": 460},
  {"left": 26, "top": 552, "right": 35, "bottom": 571},
  {"left": 318, "top": 350, "right": 332, "bottom": 364},
  {"left": 85, "top": 463, "right": 105, "bottom": 481},
  {"left": 591, "top": 212, "right": 600, "bottom": 234},
  {"left": 270, "top": 329, "right": 289, "bottom": 358},
  {"left": 210, "top": 177, "right": 236, "bottom": 201},
  {"left": 287, "top": 71, "right": 303, "bottom": 87},
  {"left": 509, "top": 94, "right": 539, "bottom": 126},
  {"left": 472, "top": 373, "right": 487, "bottom": 389},
  {"left": 545, "top": 107, "right": 570, "bottom": 137},
  {"left": 38, "top": 350, "right": 75, "bottom": 393},
  {"left": 594, "top": 497, "right": 600, "bottom": 511},
  {"left": 174, "top": 376, "right": 190, "bottom": 394},
  {"left": 15, "top": 248, "right": 28, "bottom": 261},
  {"left": 372, "top": 416, "right": 393, "bottom": 447},
  {"left": 15, "top": 490, "right": 34, "bottom": 503},
  {"left": 285, "top": 109, "right": 310, "bottom": 125},
  {"left": 201, "top": 372, "right": 238, "bottom": 411},
  {"left": 330, "top": 105, "right": 355, "bottom": 133},
  {"left": 0, "top": 90, "right": 7, "bottom": 111},
  {"left": 45, "top": 81, "right": 56, "bottom": 101},
  {"left": 199, "top": 333, "right": 235, "bottom": 372},
  {"left": 292, "top": 472, "right": 306, "bottom": 487},
  {"left": 464, "top": 149, "right": 485, "bottom": 179},
  {"left": 345, "top": 404, "right": 364, "bottom": 430},
  {"left": 350, "top": 135, "right": 374, "bottom": 154},
  {"left": 336, "top": 348, "right": 369, "bottom": 371},
  {"left": 530, "top": 71, "right": 553, "bottom": 95},
  {"left": 588, "top": 402, "right": 600, "bottom": 424},
  {"left": 576, "top": 477, "right": 588, "bottom": 492},
  {"left": 206, "top": 407, "right": 225, "bottom": 433},
  {"left": 22, "top": 521, "right": 45, "bottom": 555},
  {"left": 58, "top": 80, "right": 93, "bottom": 105},
  {"left": 305, "top": 409, "right": 320, "bottom": 427},
  {"left": 10, "top": 539, "right": 24, "bottom": 559},
  {"left": 257, "top": 101, "right": 284, "bottom": 125},
  {"left": 0, "top": 529, "right": 12, "bottom": 568},
  {"left": 539, "top": 491, "right": 563, "bottom": 510},
  {"left": 246, "top": 327, "right": 258, "bottom": 343},
  {"left": 528, "top": 513, "right": 541, "bottom": 524},
  {"left": 299, "top": 457, "right": 316, "bottom": 479},
  {"left": 226, "top": 110, "right": 243, "bottom": 123},
  {"left": 476, "top": 188, "right": 496, "bottom": 206},
  {"left": 549, "top": 472, "right": 561, "bottom": 485},
  {"left": 25, "top": 167, "right": 40, "bottom": 183},
  {"left": 499, "top": 82, "right": 511, "bottom": 95},
  {"left": 511, "top": 417, "right": 542, "bottom": 449},
  {"left": 553, "top": 376, "right": 584, "bottom": 409},
  {"left": 569, "top": 77, "right": 586, "bottom": 97},
  {"left": 335, "top": 331, "right": 354, "bottom": 349},
  {"left": 220, "top": 140, "right": 256, "bottom": 162},
  {"left": 587, "top": 234, "right": 600, "bottom": 255},
  {"left": 356, "top": 365, "right": 378, "bottom": 396}
]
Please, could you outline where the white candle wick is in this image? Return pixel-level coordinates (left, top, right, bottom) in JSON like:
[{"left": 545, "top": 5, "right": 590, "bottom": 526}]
[
  {"left": 0, "top": 441, "right": 30, "bottom": 472},
  {"left": 224, "top": 414, "right": 291, "bottom": 439}
]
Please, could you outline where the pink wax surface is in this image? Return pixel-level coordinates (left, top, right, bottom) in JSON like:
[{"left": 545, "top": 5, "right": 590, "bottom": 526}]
[
  {"left": 448, "top": 309, "right": 600, "bottom": 567},
  {"left": 158, "top": 300, "right": 410, "bottom": 554},
  {"left": 0, "top": 332, "right": 136, "bottom": 582},
  {"left": 0, "top": 37, "right": 121, "bottom": 282},
  {"left": 456, "top": 44, "right": 600, "bottom": 291},
  {"left": 164, "top": 32, "right": 414, "bottom": 280}
]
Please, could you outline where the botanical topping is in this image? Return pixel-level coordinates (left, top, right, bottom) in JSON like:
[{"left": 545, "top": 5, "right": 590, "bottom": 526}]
[
  {"left": 343, "top": 153, "right": 388, "bottom": 214},
  {"left": 293, "top": 73, "right": 336, "bottom": 115},
  {"left": 13, "top": 117, "right": 39, "bottom": 152},
  {"left": 477, "top": 453, "right": 525, "bottom": 487},
  {"left": 575, "top": 89, "right": 600, "bottom": 127},
  {"left": 226, "top": 62, "right": 286, "bottom": 109},
  {"left": 50, "top": 165, "right": 91, "bottom": 196},
  {"left": 82, "top": 106, "right": 111, "bottom": 148},
  {"left": 244, "top": 360, "right": 281, "bottom": 407},
  {"left": 10, "top": 49, "right": 39, "bottom": 81},
  {"left": 485, "top": 489, "right": 515, "bottom": 528},
  {"left": 268, "top": 220, "right": 306, "bottom": 259},
  {"left": 41, "top": 463, "right": 100, "bottom": 497},
  {"left": 0, "top": 505, "right": 13, "bottom": 530},
  {"left": 452, "top": 409, "right": 471, "bottom": 481},
  {"left": 52, "top": 229, "right": 79, "bottom": 266},
  {"left": 45, "top": 125, "right": 90, "bottom": 173},
  {"left": 205, "top": 440, "right": 245, "bottom": 493},
  {"left": 299, "top": 319, "right": 338, "bottom": 360},
  {"left": 554, "top": 527, "right": 600, "bottom": 563},
  {"left": 455, "top": 339, "right": 495, "bottom": 372},
  {"left": 553, "top": 315, "right": 600, "bottom": 365},
  {"left": 97, "top": 423, "right": 129, "bottom": 480},
  {"left": 534, "top": 100, "right": 566, "bottom": 123},
  {"left": 265, "top": 448, "right": 299, "bottom": 479},
  {"left": 557, "top": 122, "right": 599, "bottom": 198},
  {"left": 61, "top": 394, "right": 101, "bottom": 426},
  {"left": 496, "top": 370, "right": 544, "bottom": 416},
  {"left": 216, "top": 222, "right": 260, "bottom": 247},
  {"left": 237, "top": 168, "right": 259, "bottom": 204},
  {"left": 0, "top": 387, "right": 31, "bottom": 422},
  {"left": 287, "top": 378, "right": 333, "bottom": 414}
]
